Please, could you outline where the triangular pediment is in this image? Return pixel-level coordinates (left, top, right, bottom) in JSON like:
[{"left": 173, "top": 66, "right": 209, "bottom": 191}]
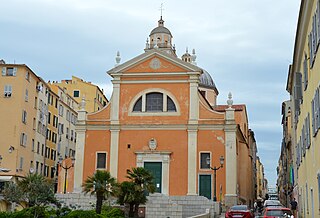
[{"left": 107, "top": 50, "right": 202, "bottom": 75}]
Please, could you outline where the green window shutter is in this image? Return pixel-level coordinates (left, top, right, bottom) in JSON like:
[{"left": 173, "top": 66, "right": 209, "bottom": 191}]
[{"left": 2, "top": 67, "right": 6, "bottom": 76}]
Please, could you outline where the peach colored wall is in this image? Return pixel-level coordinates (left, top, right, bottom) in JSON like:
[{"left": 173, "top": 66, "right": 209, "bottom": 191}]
[
  {"left": 197, "top": 130, "right": 226, "bottom": 200},
  {"left": 57, "top": 158, "right": 75, "bottom": 193},
  {"left": 83, "top": 130, "right": 111, "bottom": 182},
  {"left": 199, "top": 100, "right": 225, "bottom": 121},
  {"left": 87, "top": 103, "right": 111, "bottom": 120},
  {"left": 118, "top": 130, "right": 188, "bottom": 195}
]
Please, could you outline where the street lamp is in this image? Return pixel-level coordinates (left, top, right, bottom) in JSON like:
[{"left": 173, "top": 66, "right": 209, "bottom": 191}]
[
  {"left": 206, "top": 155, "right": 224, "bottom": 201},
  {"left": 58, "top": 156, "right": 75, "bottom": 194}
]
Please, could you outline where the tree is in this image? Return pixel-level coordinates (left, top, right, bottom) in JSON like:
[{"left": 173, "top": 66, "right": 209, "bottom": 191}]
[
  {"left": 118, "top": 167, "right": 155, "bottom": 217},
  {"left": 82, "top": 170, "right": 117, "bottom": 214},
  {"left": 2, "top": 173, "right": 56, "bottom": 217},
  {"left": 18, "top": 173, "right": 56, "bottom": 207}
]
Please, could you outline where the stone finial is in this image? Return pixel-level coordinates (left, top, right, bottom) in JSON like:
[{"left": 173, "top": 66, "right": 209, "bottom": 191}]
[
  {"left": 80, "top": 95, "right": 86, "bottom": 110},
  {"left": 227, "top": 92, "right": 233, "bottom": 108},
  {"left": 145, "top": 38, "right": 149, "bottom": 49},
  {"left": 191, "top": 49, "right": 197, "bottom": 65},
  {"left": 115, "top": 51, "right": 121, "bottom": 66}
]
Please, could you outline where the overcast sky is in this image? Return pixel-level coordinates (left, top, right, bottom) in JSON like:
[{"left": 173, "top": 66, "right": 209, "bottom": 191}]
[{"left": 0, "top": 0, "right": 301, "bottom": 187}]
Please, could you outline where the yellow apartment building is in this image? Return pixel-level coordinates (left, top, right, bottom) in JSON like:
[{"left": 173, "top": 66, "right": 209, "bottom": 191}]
[
  {"left": 33, "top": 79, "right": 49, "bottom": 176},
  {"left": 45, "top": 89, "right": 58, "bottom": 184},
  {"left": 0, "top": 61, "right": 41, "bottom": 210},
  {"left": 53, "top": 76, "right": 108, "bottom": 113},
  {"left": 286, "top": 0, "right": 320, "bottom": 217}
]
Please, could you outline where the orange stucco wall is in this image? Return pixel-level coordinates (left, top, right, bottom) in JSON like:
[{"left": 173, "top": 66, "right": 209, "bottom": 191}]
[
  {"left": 118, "top": 130, "right": 189, "bottom": 195},
  {"left": 83, "top": 130, "right": 111, "bottom": 181}
]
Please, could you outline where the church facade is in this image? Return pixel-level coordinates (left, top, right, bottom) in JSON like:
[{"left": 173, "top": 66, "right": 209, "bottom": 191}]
[{"left": 73, "top": 17, "right": 255, "bottom": 207}]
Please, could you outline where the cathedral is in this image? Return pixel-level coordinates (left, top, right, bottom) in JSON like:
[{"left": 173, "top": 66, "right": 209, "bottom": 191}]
[{"left": 73, "top": 16, "right": 255, "bottom": 207}]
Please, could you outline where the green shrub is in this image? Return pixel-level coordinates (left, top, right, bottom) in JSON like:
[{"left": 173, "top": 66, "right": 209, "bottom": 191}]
[
  {"left": 65, "top": 210, "right": 101, "bottom": 218},
  {"left": 103, "top": 208, "right": 124, "bottom": 218}
]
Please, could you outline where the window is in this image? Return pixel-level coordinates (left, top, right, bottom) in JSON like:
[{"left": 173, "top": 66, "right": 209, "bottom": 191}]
[
  {"left": 303, "top": 54, "right": 308, "bottom": 90},
  {"left": 25, "top": 89, "right": 28, "bottom": 101},
  {"left": 34, "top": 97, "right": 38, "bottom": 109},
  {"left": 73, "top": 90, "right": 80, "bottom": 97},
  {"left": 48, "top": 112, "right": 51, "bottom": 124},
  {"left": 20, "top": 133, "right": 27, "bottom": 146},
  {"left": 96, "top": 153, "right": 107, "bottom": 169},
  {"left": 41, "top": 144, "right": 45, "bottom": 156},
  {"left": 19, "top": 157, "right": 24, "bottom": 170},
  {"left": 70, "top": 130, "right": 74, "bottom": 141},
  {"left": 22, "top": 110, "right": 27, "bottom": 124},
  {"left": 200, "top": 153, "right": 210, "bottom": 169},
  {"left": 59, "top": 104, "right": 64, "bottom": 116},
  {"left": 37, "top": 142, "right": 40, "bottom": 154},
  {"left": 25, "top": 71, "right": 30, "bottom": 81},
  {"left": 167, "top": 96, "right": 176, "bottom": 111},
  {"left": 4, "top": 85, "right": 12, "bottom": 97},
  {"left": 133, "top": 98, "right": 142, "bottom": 112},
  {"left": 32, "top": 139, "right": 35, "bottom": 152},
  {"left": 50, "top": 167, "right": 55, "bottom": 178},
  {"left": 2, "top": 67, "right": 17, "bottom": 76},
  {"left": 132, "top": 91, "right": 177, "bottom": 113},
  {"left": 45, "top": 147, "right": 50, "bottom": 158},
  {"left": 36, "top": 161, "right": 39, "bottom": 173},
  {"left": 146, "top": 93, "right": 163, "bottom": 111},
  {"left": 66, "top": 127, "right": 69, "bottom": 139}
]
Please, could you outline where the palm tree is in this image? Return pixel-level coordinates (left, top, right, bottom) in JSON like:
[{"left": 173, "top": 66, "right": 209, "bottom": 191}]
[
  {"left": 125, "top": 167, "right": 156, "bottom": 217},
  {"left": 82, "top": 170, "right": 117, "bottom": 214}
]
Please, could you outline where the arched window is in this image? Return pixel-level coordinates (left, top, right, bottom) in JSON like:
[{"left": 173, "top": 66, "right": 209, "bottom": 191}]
[
  {"left": 146, "top": 93, "right": 163, "bottom": 111},
  {"left": 132, "top": 92, "right": 177, "bottom": 113},
  {"left": 167, "top": 96, "right": 176, "bottom": 111},
  {"left": 133, "top": 97, "right": 142, "bottom": 112}
]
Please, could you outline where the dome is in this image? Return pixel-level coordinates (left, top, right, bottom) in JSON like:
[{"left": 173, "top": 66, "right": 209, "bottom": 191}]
[
  {"left": 199, "top": 70, "right": 218, "bottom": 90},
  {"left": 150, "top": 26, "right": 172, "bottom": 37},
  {"left": 149, "top": 16, "right": 172, "bottom": 37}
]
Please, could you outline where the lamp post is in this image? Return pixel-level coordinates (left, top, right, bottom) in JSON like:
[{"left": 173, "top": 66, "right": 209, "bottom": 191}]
[
  {"left": 206, "top": 155, "right": 224, "bottom": 201},
  {"left": 58, "top": 156, "right": 75, "bottom": 194}
]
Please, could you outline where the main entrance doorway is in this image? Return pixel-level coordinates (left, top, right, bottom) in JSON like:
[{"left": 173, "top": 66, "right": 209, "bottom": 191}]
[
  {"left": 144, "top": 162, "right": 162, "bottom": 193},
  {"left": 199, "top": 174, "right": 212, "bottom": 199}
]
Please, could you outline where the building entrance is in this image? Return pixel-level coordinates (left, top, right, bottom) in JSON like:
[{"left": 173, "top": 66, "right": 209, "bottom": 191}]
[{"left": 144, "top": 162, "right": 162, "bottom": 193}]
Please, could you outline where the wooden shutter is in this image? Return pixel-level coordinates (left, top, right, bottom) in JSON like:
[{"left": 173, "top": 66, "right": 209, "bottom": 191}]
[{"left": 1, "top": 67, "right": 6, "bottom": 76}]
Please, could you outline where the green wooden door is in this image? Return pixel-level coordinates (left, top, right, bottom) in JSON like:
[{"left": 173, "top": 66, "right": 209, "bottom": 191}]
[
  {"left": 144, "top": 162, "right": 162, "bottom": 193},
  {"left": 199, "top": 175, "right": 212, "bottom": 199}
]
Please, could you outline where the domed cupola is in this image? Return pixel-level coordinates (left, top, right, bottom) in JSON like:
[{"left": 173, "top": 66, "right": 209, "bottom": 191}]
[
  {"left": 199, "top": 70, "right": 218, "bottom": 91},
  {"left": 181, "top": 48, "right": 192, "bottom": 63},
  {"left": 145, "top": 16, "right": 176, "bottom": 56},
  {"left": 199, "top": 70, "right": 219, "bottom": 107}
]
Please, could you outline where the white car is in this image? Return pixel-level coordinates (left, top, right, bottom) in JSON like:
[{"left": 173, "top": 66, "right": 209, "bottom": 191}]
[{"left": 263, "top": 199, "right": 282, "bottom": 208}]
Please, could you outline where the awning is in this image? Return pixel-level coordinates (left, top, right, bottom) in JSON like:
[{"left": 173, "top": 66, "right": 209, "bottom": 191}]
[{"left": 0, "top": 176, "right": 13, "bottom": 181}]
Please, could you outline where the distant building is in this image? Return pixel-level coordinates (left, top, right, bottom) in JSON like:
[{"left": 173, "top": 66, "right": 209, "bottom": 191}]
[
  {"left": 53, "top": 76, "right": 108, "bottom": 113},
  {"left": 277, "top": 100, "right": 292, "bottom": 207}
]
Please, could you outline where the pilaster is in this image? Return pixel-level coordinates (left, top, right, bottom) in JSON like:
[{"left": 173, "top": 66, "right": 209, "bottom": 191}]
[
  {"left": 187, "top": 129, "right": 198, "bottom": 195},
  {"left": 73, "top": 107, "right": 87, "bottom": 193},
  {"left": 224, "top": 93, "right": 238, "bottom": 207}
]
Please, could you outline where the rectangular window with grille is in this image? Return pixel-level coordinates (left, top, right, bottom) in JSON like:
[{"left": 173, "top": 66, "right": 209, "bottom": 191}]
[
  {"left": 96, "top": 153, "right": 107, "bottom": 169},
  {"left": 200, "top": 152, "right": 210, "bottom": 169}
]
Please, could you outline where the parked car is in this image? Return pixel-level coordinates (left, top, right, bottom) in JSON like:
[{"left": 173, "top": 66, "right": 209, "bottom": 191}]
[
  {"left": 262, "top": 207, "right": 293, "bottom": 218},
  {"left": 225, "top": 205, "right": 254, "bottom": 218}
]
